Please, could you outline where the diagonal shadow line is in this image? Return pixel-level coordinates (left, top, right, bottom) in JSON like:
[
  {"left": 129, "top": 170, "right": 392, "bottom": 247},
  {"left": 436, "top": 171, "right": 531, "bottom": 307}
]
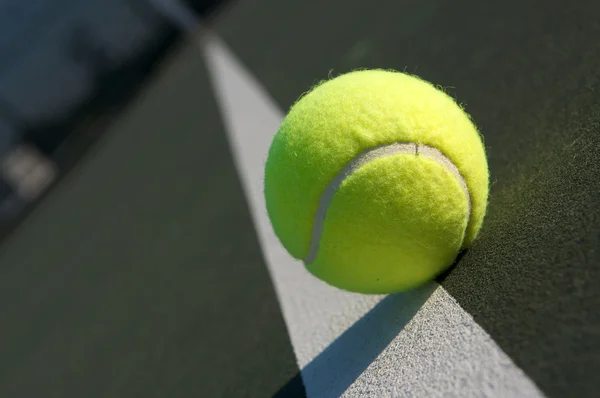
[{"left": 274, "top": 282, "right": 438, "bottom": 398}]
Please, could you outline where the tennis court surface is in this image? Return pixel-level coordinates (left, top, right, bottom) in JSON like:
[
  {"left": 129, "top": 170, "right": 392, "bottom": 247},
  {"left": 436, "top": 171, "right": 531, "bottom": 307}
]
[{"left": 0, "top": 0, "right": 598, "bottom": 397}]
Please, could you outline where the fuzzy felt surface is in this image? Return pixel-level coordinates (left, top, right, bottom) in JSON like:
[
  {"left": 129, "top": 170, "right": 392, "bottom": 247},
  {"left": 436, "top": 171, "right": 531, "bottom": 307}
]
[
  {"left": 264, "top": 69, "right": 488, "bottom": 292},
  {"left": 308, "top": 154, "right": 469, "bottom": 293}
]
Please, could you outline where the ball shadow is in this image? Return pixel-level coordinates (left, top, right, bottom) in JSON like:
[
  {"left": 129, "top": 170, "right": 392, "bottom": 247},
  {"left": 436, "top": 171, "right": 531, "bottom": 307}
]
[{"left": 273, "top": 282, "right": 437, "bottom": 397}]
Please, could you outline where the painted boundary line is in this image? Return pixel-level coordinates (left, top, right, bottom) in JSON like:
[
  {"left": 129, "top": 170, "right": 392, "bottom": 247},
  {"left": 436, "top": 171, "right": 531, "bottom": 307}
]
[
  {"left": 201, "top": 33, "right": 544, "bottom": 398},
  {"left": 148, "top": 1, "right": 545, "bottom": 396}
]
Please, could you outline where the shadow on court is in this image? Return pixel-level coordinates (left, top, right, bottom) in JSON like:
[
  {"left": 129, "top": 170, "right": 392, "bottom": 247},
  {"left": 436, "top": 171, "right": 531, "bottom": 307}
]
[{"left": 274, "top": 282, "right": 437, "bottom": 397}]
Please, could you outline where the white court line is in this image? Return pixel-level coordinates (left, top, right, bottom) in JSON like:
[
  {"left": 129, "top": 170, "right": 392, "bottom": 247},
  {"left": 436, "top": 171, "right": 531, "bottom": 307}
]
[
  {"left": 147, "top": 1, "right": 545, "bottom": 396},
  {"left": 201, "top": 33, "right": 545, "bottom": 398},
  {"left": 201, "top": 32, "right": 382, "bottom": 370}
]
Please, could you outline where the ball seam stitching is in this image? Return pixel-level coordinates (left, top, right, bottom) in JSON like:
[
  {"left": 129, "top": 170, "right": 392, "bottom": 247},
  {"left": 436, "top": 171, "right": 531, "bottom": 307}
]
[{"left": 303, "top": 142, "right": 472, "bottom": 264}]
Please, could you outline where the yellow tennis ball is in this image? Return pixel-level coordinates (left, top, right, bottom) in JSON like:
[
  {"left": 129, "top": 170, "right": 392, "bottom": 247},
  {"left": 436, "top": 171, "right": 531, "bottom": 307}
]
[{"left": 264, "top": 69, "right": 489, "bottom": 294}]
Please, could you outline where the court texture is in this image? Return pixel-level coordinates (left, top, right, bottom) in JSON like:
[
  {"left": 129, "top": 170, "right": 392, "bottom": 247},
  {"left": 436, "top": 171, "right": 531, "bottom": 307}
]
[{"left": 0, "top": 0, "right": 598, "bottom": 397}]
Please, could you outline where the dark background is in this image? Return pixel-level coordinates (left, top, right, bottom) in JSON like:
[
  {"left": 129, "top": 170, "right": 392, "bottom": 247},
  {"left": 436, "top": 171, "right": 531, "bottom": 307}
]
[{"left": 0, "top": 0, "right": 228, "bottom": 238}]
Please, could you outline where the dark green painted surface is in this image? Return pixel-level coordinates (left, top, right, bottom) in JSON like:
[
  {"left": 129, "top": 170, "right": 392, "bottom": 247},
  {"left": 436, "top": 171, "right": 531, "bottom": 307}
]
[
  {"left": 1, "top": 0, "right": 599, "bottom": 396},
  {"left": 215, "top": 1, "right": 600, "bottom": 396},
  {"left": 0, "top": 41, "right": 299, "bottom": 398}
]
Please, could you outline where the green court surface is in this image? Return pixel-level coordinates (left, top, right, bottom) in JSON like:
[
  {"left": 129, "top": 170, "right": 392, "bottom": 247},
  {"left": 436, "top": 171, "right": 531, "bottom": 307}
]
[{"left": 0, "top": 0, "right": 598, "bottom": 397}]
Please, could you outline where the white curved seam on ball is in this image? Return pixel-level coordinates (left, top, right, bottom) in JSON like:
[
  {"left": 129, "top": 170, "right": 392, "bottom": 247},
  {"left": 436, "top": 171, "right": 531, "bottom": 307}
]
[{"left": 304, "top": 142, "right": 472, "bottom": 265}]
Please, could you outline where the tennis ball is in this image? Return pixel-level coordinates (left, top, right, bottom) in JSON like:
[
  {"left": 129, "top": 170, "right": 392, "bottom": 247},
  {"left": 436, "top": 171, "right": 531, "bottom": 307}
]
[{"left": 264, "top": 69, "right": 489, "bottom": 294}]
